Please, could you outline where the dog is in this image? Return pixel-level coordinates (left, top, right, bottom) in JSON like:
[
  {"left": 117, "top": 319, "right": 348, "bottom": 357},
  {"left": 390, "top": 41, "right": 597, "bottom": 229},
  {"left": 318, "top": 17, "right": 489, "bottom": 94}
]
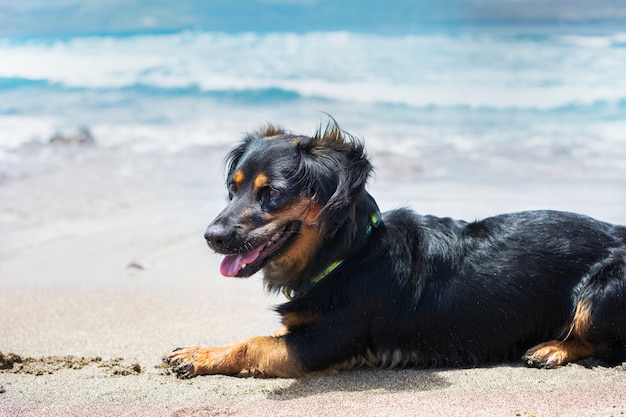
[{"left": 163, "top": 120, "right": 626, "bottom": 378}]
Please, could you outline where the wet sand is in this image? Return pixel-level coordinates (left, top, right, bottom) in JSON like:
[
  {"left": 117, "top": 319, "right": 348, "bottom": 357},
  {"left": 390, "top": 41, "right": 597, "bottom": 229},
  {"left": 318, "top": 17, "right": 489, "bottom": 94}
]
[{"left": 1, "top": 143, "right": 625, "bottom": 416}]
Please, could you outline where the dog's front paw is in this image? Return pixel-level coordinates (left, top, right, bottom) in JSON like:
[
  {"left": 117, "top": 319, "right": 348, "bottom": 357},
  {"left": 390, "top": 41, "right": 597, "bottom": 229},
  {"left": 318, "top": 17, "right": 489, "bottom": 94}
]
[
  {"left": 523, "top": 340, "right": 594, "bottom": 369},
  {"left": 162, "top": 346, "right": 204, "bottom": 378},
  {"left": 162, "top": 337, "right": 302, "bottom": 378},
  {"left": 523, "top": 342, "right": 565, "bottom": 368}
]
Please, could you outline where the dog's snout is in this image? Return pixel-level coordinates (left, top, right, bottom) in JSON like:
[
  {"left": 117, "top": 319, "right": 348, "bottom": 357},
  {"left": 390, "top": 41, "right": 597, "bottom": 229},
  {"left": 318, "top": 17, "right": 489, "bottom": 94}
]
[
  {"left": 204, "top": 223, "right": 239, "bottom": 252},
  {"left": 204, "top": 224, "right": 225, "bottom": 251}
]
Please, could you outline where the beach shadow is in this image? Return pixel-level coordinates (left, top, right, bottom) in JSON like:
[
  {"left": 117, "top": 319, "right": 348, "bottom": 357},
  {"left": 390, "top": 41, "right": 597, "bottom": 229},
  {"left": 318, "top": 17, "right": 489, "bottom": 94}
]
[{"left": 267, "top": 368, "right": 450, "bottom": 400}]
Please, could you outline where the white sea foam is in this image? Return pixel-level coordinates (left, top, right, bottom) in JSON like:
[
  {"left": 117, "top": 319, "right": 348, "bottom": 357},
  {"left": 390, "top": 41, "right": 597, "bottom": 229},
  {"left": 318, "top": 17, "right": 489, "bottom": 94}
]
[{"left": 2, "top": 31, "right": 626, "bottom": 109}]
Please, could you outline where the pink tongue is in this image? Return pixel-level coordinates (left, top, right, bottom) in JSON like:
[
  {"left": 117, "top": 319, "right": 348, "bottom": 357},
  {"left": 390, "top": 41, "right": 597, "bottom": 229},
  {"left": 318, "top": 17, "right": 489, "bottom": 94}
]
[{"left": 220, "top": 244, "right": 265, "bottom": 277}]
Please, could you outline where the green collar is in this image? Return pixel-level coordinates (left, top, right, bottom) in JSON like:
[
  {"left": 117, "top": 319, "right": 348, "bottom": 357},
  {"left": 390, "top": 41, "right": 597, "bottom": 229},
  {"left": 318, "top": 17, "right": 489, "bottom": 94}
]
[{"left": 283, "top": 211, "right": 380, "bottom": 299}]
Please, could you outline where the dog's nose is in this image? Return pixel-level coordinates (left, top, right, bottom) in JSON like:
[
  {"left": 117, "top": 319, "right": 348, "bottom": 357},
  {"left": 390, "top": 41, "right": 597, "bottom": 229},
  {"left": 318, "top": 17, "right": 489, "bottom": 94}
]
[{"left": 204, "top": 223, "right": 232, "bottom": 252}]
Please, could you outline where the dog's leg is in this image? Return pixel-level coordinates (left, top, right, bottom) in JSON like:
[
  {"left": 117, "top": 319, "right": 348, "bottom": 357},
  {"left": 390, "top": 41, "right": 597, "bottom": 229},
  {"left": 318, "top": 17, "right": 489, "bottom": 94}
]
[{"left": 162, "top": 336, "right": 304, "bottom": 378}]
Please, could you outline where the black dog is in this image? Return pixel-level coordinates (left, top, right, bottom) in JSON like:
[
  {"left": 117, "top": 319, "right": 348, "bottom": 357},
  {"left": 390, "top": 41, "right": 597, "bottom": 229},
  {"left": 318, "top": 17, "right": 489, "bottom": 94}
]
[{"left": 163, "top": 121, "right": 626, "bottom": 378}]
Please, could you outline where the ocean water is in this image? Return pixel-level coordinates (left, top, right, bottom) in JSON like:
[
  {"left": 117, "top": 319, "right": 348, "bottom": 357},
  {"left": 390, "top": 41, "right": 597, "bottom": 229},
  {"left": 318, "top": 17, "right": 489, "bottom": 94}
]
[{"left": 1, "top": 22, "right": 626, "bottom": 180}]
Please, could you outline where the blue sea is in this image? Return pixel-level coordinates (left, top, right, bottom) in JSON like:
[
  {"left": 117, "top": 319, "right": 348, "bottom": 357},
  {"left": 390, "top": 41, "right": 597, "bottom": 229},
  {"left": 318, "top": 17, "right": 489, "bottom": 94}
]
[{"left": 1, "top": 1, "right": 626, "bottom": 179}]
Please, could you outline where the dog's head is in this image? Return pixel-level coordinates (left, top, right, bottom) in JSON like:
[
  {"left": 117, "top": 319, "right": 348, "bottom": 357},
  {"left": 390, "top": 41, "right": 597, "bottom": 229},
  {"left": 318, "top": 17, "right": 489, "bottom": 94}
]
[{"left": 204, "top": 120, "right": 374, "bottom": 287}]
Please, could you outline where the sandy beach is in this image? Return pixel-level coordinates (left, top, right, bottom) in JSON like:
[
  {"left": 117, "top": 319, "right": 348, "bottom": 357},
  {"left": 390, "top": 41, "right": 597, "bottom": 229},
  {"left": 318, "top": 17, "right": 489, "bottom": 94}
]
[{"left": 1, "top": 141, "right": 625, "bottom": 417}]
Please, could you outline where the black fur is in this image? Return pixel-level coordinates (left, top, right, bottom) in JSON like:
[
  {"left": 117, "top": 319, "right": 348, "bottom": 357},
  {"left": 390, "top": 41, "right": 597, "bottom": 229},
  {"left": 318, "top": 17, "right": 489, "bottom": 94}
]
[{"left": 205, "top": 120, "right": 626, "bottom": 373}]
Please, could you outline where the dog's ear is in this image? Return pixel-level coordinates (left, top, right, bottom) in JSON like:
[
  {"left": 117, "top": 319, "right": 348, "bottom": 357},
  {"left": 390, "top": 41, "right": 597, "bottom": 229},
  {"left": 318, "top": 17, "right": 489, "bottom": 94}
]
[{"left": 296, "top": 120, "right": 373, "bottom": 236}]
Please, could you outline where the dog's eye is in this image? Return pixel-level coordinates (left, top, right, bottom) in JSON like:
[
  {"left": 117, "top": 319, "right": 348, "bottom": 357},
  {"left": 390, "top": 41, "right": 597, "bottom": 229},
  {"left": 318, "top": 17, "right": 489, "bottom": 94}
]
[{"left": 261, "top": 187, "right": 282, "bottom": 204}]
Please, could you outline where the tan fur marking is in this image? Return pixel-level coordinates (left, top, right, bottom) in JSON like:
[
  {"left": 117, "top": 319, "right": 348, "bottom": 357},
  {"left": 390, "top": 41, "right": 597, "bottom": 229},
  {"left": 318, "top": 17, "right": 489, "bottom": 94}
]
[
  {"left": 263, "top": 198, "right": 324, "bottom": 287},
  {"left": 571, "top": 299, "right": 592, "bottom": 339},
  {"left": 253, "top": 173, "right": 269, "bottom": 191},
  {"left": 524, "top": 339, "right": 594, "bottom": 368},
  {"left": 233, "top": 170, "right": 245, "bottom": 189},
  {"left": 163, "top": 336, "right": 304, "bottom": 378}
]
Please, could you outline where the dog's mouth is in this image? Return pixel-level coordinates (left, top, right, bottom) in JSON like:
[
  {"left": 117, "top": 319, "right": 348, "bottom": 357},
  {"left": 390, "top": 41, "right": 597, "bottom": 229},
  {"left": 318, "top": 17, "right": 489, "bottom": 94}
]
[{"left": 219, "top": 221, "right": 300, "bottom": 278}]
